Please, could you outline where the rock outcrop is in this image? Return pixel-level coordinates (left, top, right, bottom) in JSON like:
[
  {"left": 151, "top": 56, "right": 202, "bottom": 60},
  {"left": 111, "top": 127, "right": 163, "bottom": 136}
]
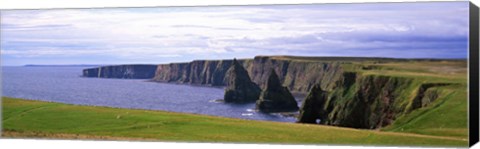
[
  {"left": 298, "top": 73, "right": 415, "bottom": 129},
  {"left": 83, "top": 65, "right": 157, "bottom": 79},
  {"left": 297, "top": 84, "right": 329, "bottom": 124},
  {"left": 223, "top": 59, "right": 261, "bottom": 103},
  {"left": 256, "top": 69, "right": 299, "bottom": 112}
]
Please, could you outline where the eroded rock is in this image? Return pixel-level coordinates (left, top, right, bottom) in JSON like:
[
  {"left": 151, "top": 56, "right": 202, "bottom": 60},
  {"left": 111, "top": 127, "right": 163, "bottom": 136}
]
[
  {"left": 223, "top": 58, "right": 261, "bottom": 103},
  {"left": 256, "top": 69, "right": 299, "bottom": 112},
  {"left": 297, "top": 84, "right": 329, "bottom": 124}
]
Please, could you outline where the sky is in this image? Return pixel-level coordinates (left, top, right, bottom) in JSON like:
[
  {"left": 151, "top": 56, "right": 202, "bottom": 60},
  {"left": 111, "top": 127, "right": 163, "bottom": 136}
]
[{"left": 0, "top": 2, "right": 470, "bottom": 66}]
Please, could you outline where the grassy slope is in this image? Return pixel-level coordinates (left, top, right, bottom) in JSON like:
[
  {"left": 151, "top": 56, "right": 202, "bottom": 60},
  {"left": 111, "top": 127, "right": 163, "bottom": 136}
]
[
  {"left": 382, "top": 85, "right": 468, "bottom": 138},
  {"left": 1, "top": 97, "right": 467, "bottom": 147}
]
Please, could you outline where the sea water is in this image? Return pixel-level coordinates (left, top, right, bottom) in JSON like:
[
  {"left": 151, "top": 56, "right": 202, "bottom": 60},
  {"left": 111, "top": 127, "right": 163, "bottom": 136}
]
[{"left": 2, "top": 66, "right": 300, "bottom": 122}]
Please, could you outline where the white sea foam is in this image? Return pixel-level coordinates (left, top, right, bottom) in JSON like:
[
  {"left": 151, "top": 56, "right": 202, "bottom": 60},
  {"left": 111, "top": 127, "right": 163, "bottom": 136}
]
[{"left": 241, "top": 113, "right": 253, "bottom": 116}]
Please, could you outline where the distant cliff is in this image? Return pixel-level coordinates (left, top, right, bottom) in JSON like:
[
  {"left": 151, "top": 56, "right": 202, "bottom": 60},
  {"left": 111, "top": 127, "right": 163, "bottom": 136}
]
[
  {"left": 84, "top": 56, "right": 345, "bottom": 93},
  {"left": 151, "top": 56, "right": 342, "bottom": 94},
  {"left": 83, "top": 64, "right": 157, "bottom": 79},
  {"left": 152, "top": 59, "right": 253, "bottom": 86},
  {"left": 82, "top": 56, "right": 456, "bottom": 95},
  {"left": 249, "top": 56, "right": 343, "bottom": 93}
]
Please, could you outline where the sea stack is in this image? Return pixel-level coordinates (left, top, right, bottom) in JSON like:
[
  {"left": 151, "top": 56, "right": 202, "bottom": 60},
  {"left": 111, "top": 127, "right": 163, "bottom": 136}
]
[
  {"left": 256, "top": 69, "right": 299, "bottom": 112},
  {"left": 297, "top": 84, "right": 329, "bottom": 124},
  {"left": 223, "top": 58, "right": 261, "bottom": 103}
]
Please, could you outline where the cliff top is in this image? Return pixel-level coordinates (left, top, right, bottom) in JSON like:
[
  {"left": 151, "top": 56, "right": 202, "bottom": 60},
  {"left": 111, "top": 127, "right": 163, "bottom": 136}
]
[{"left": 255, "top": 55, "right": 467, "bottom": 62}]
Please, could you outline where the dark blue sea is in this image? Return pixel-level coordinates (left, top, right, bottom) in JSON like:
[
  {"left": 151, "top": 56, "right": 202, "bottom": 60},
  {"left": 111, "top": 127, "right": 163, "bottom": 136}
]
[{"left": 2, "top": 66, "right": 300, "bottom": 122}]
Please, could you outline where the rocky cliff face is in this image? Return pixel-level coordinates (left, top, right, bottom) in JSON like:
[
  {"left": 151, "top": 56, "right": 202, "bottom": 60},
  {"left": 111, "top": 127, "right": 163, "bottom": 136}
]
[
  {"left": 297, "top": 84, "right": 329, "bottom": 124},
  {"left": 152, "top": 56, "right": 342, "bottom": 94},
  {"left": 83, "top": 65, "right": 157, "bottom": 79},
  {"left": 223, "top": 59, "right": 261, "bottom": 103},
  {"left": 297, "top": 72, "right": 452, "bottom": 129},
  {"left": 153, "top": 59, "right": 252, "bottom": 86},
  {"left": 409, "top": 83, "right": 451, "bottom": 112},
  {"left": 256, "top": 69, "right": 299, "bottom": 112},
  {"left": 249, "top": 57, "right": 343, "bottom": 93},
  {"left": 82, "top": 56, "right": 341, "bottom": 94}
]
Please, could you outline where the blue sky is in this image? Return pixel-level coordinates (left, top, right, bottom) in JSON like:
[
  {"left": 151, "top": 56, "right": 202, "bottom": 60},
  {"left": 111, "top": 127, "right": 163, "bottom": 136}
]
[{"left": 0, "top": 2, "right": 469, "bottom": 66}]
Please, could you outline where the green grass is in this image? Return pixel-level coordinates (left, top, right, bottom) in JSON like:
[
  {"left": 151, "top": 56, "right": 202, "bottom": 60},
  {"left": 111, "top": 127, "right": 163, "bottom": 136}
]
[
  {"left": 1, "top": 97, "right": 467, "bottom": 147},
  {"left": 345, "top": 61, "right": 467, "bottom": 82},
  {"left": 382, "top": 85, "right": 468, "bottom": 138}
]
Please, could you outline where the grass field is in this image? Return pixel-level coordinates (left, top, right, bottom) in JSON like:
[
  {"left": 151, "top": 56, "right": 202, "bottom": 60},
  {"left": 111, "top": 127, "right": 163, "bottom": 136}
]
[{"left": 1, "top": 97, "right": 468, "bottom": 147}]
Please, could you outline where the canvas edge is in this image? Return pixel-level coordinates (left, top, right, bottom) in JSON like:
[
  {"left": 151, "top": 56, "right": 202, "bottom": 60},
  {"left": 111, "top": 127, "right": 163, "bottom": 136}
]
[{"left": 469, "top": 1, "right": 480, "bottom": 147}]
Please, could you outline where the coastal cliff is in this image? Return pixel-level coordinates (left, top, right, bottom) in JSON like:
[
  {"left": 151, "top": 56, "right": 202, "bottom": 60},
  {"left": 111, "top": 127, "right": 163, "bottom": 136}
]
[
  {"left": 83, "top": 64, "right": 157, "bottom": 79},
  {"left": 82, "top": 56, "right": 466, "bottom": 130},
  {"left": 83, "top": 56, "right": 343, "bottom": 94},
  {"left": 152, "top": 59, "right": 253, "bottom": 86},
  {"left": 250, "top": 57, "right": 343, "bottom": 93},
  {"left": 297, "top": 72, "right": 454, "bottom": 129},
  {"left": 83, "top": 56, "right": 424, "bottom": 94},
  {"left": 151, "top": 56, "right": 342, "bottom": 94}
]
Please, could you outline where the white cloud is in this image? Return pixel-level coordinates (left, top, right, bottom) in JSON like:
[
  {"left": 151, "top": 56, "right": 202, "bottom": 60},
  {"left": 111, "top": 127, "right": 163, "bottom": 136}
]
[{"left": 0, "top": 2, "right": 470, "bottom": 65}]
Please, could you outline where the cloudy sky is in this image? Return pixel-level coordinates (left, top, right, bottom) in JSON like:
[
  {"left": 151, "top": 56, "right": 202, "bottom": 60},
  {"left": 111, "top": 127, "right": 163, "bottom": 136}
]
[{"left": 0, "top": 2, "right": 469, "bottom": 66}]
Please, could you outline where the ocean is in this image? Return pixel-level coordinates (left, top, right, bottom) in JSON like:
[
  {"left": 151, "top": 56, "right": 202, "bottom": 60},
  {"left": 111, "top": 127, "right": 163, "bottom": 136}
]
[{"left": 2, "top": 66, "right": 299, "bottom": 122}]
